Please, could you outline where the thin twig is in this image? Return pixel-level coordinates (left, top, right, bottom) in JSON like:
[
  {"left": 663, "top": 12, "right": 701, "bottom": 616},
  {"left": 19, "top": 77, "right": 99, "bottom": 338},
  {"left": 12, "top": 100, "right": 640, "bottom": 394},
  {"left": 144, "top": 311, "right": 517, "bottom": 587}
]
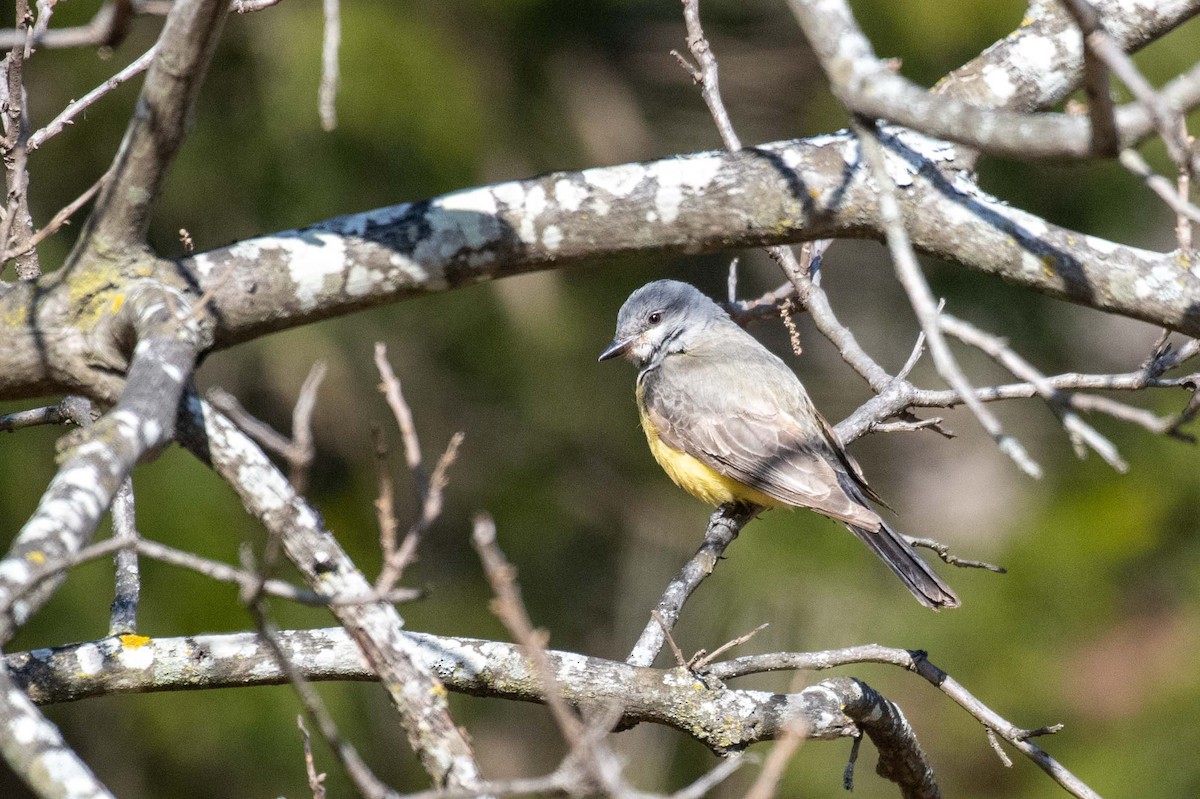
[
  {"left": 297, "top": 715, "right": 328, "bottom": 799},
  {"left": 854, "top": 119, "right": 1042, "bottom": 478},
  {"left": 374, "top": 342, "right": 427, "bottom": 499},
  {"left": 319, "top": 0, "right": 340, "bottom": 131},
  {"left": 904, "top": 537, "right": 1005, "bottom": 573},
  {"left": 242, "top": 564, "right": 396, "bottom": 799},
  {"left": 289, "top": 361, "right": 327, "bottom": 492},
  {"left": 742, "top": 714, "right": 807, "bottom": 799},
  {"left": 371, "top": 424, "right": 399, "bottom": 561},
  {"left": 626, "top": 503, "right": 755, "bottom": 667},
  {"left": 1118, "top": 149, "right": 1200, "bottom": 224},
  {"left": 108, "top": 478, "right": 140, "bottom": 635},
  {"left": 28, "top": 44, "right": 158, "bottom": 150},
  {"left": 472, "top": 514, "right": 635, "bottom": 797},
  {"left": 689, "top": 622, "right": 768, "bottom": 672},
  {"left": 653, "top": 610, "right": 688, "bottom": 668},
  {"left": 940, "top": 313, "right": 1128, "bottom": 472},
  {"left": 3, "top": 167, "right": 111, "bottom": 262},
  {"left": 472, "top": 514, "right": 584, "bottom": 742},
  {"left": 136, "top": 537, "right": 419, "bottom": 607},
  {"left": 987, "top": 727, "right": 1014, "bottom": 768},
  {"left": 206, "top": 364, "right": 327, "bottom": 493}
]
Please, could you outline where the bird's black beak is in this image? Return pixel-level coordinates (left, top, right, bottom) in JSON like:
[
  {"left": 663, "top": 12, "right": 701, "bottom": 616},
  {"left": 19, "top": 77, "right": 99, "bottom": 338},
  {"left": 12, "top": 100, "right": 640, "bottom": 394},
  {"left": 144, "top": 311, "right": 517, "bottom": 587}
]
[{"left": 598, "top": 335, "right": 634, "bottom": 362}]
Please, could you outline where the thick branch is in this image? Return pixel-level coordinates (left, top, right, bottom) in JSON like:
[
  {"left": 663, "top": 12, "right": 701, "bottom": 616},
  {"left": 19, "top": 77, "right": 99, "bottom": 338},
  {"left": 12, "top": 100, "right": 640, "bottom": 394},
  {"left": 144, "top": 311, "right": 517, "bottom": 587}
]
[
  {"left": 69, "top": 0, "right": 229, "bottom": 260},
  {"left": 0, "top": 666, "right": 114, "bottom": 799},
  {"left": 938, "top": 0, "right": 1200, "bottom": 113},
  {"left": 171, "top": 132, "right": 1200, "bottom": 354},
  {"left": 787, "top": 0, "right": 1200, "bottom": 162},
  {"left": 0, "top": 285, "right": 201, "bottom": 643},
  {"left": 9, "top": 628, "right": 939, "bottom": 797}
]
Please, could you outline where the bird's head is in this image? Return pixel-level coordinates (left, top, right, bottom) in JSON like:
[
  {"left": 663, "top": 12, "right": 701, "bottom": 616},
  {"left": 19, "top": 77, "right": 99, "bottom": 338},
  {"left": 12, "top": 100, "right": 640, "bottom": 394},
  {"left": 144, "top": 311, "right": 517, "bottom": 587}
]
[{"left": 598, "top": 279, "right": 726, "bottom": 369}]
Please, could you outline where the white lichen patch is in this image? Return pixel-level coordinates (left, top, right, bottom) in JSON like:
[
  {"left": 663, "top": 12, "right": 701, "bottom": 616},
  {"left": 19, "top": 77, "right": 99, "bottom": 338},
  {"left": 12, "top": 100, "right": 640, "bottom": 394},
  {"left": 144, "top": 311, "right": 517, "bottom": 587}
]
[
  {"left": 344, "top": 263, "right": 380, "bottom": 297},
  {"left": 39, "top": 750, "right": 97, "bottom": 791},
  {"left": 75, "top": 643, "right": 104, "bottom": 676},
  {"left": 583, "top": 162, "right": 646, "bottom": 198},
  {"left": 204, "top": 634, "right": 260, "bottom": 661},
  {"left": 141, "top": 419, "right": 164, "bottom": 448},
  {"left": 161, "top": 363, "right": 185, "bottom": 384},
  {"left": 236, "top": 461, "right": 288, "bottom": 514},
  {"left": 438, "top": 186, "right": 499, "bottom": 217},
  {"left": 117, "top": 642, "right": 155, "bottom": 670},
  {"left": 554, "top": 178, "right": 588, "bottom": 212},
  {"left": 1007, "top": 33, "right": 1062, "bottom": 77},
  {"left": 1136, "top": 264, "right": 1183, "bottom": 300},
  {"left": 261, "top": 232, "right": 349, "bottom": 312},
  {"left": 981, "top": 64, "right": 1018, "bottom": 104},
  {"left": 490, "top": 180, "right": 528, "bottom": 211},
  {"left": 0, "top": 557, "right": 31, "bottom": 584},
  {"left": 1084, "top": 234, "right": 1118, "bottom": 255},
  {"left": 649, "top": 154, "right": 724, "bottom": 224},
  {"left": 799, "top": 133, "right": 847, "bottom": 149},
  {"left": 542, "top": 224, "right": 563, "bottom": 251},
  {"left": 11, "top": 714, "right": 39, "bottom": 745}
]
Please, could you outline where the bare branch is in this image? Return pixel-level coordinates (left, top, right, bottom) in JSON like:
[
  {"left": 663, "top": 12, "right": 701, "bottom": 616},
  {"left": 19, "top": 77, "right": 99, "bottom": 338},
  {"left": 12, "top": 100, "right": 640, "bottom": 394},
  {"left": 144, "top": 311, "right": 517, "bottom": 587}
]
[
  {"left": 206, "top": 360, "right": 326, "bottom": 492},
  {"left": 0, "top": 18, "right": 41, "bottom": 279},
  {"left": 0, "top": 667, "right": 116, "bottom": 799},
  {"left": 626, "top": 503, "right": 755, "bottom": 667},
  {"left": 0, "top": 284, "right": 202, "bottom": 643},
  {"left": 70, "top": 0, "right": 230, "bottom": 258},
  {"left": 243, "top": 550, "right": 398, "bottom": 799},
  {"left": 29, "top": 46, "right": 158, "bottom": 150},
  {"left": 10, "top": 628, "right": 945, "bottom": 797},
  {"left": 939, "top": 313, "right": 1128, "bottom": 471},
  {"left": 107, "top": 478, "right": 140, "bottom": 635},
  {"left": 297, "top": 716, "right": 327, "bottom": 799},
  {"left": 854, "top": 119, "right": 1042, "bottom": 477},
  {"left": 176, "top": 396, "right": 484, "bottom": 791},
  {"left": 786, "top": 0, "right": 1200, "bottom": 163},
  {"left": 0, "top": 0, "right": 134, "bottom": 50},
  {"left": 319, "top": 0, "right": 340, "bottom": 131}
]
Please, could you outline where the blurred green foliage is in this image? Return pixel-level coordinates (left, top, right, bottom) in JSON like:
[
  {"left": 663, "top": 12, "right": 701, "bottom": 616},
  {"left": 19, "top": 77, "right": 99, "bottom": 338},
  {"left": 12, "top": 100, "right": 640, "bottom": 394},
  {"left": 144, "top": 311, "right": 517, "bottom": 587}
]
[{"left": 4, "top": 0, "right": 1200, "bottom": 797}]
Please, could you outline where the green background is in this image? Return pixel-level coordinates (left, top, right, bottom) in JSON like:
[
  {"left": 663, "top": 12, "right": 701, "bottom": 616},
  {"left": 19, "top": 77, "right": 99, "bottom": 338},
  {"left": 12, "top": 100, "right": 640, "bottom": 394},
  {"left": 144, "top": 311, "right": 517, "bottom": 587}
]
[{"left": 3, "top": 0, "right": 1200, "bottom": 796}]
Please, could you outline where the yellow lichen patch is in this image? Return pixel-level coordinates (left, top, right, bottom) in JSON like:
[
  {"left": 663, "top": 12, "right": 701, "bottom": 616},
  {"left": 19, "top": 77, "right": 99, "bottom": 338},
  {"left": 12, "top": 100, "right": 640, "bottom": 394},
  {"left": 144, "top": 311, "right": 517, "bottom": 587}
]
[
  {"left": 431, "top": 682, "right": 448, "bottom": 697},
  {"left": 25, "top": 551, "right": 46, "bottom": 565},
  {"left": 1041, "top": 254, "right": 1058, "bottom": 277},
  {"left": 110, "top": 293, "right": 125, "bottom": 315},
  {"left": 65, "top": 265, "right": 127, "bottom": 328},
  {"left": 119, "top": 633, "right": 151, "bottom": 649}
]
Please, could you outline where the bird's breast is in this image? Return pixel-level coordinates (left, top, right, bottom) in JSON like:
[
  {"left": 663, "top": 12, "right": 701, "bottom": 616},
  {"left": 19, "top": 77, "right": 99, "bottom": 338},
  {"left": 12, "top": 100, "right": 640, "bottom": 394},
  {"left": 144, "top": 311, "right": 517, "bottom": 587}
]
[{"left": 635, "top": 380, "right": 779, "bottom": 509}]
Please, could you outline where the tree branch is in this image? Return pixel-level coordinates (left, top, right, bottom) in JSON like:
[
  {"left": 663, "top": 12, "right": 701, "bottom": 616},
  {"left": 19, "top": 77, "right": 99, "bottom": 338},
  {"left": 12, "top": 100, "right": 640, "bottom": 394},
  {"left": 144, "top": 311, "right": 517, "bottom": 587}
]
[
  {"left": 9, "top": 628, "right": 945, "bottom": 797},
  {"left": 175, "top": 395, "right": 484, "bottom": 792},
  {"left": 786, "top": 0, "right": 1200, "bottom": 163},
  {"left": 0, "top": 284, "right": 202, "bottom": 643},
  {"left": 69, "top": 0, "right": 229, "bottom": 261}
]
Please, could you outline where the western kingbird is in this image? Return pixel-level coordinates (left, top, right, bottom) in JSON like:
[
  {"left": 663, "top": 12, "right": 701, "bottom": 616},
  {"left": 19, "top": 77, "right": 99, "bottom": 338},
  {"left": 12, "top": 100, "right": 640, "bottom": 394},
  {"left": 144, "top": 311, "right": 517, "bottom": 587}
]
[{"left": 599, "top": 279, "right": 959, "bottom": 609}]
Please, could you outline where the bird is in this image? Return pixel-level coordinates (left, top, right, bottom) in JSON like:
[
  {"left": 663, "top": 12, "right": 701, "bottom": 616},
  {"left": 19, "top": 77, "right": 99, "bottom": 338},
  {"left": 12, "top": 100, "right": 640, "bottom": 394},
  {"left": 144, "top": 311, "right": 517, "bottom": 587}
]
[{"left": 598, "top": 279, "right": 959, "bottom": 609}]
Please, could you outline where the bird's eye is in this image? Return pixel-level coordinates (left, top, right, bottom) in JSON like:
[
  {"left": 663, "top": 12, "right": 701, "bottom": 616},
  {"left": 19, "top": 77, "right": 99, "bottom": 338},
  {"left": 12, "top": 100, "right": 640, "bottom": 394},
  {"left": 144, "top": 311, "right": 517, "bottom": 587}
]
[{"left": 648, "top": 311, "right": 663, "bottom": 325}]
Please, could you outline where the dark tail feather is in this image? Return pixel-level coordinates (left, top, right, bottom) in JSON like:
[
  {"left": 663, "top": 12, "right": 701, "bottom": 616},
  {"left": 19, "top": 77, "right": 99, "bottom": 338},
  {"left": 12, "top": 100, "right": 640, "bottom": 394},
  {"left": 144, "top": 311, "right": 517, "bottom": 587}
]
[{"left": 846, "top": 520, "right": 961, "bottom": 610}]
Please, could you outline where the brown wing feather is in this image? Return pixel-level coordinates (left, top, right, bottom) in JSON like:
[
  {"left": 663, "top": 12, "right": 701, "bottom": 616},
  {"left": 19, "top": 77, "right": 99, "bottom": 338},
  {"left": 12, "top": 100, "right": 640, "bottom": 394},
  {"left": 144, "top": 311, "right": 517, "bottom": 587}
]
[{"left": 641, "top": 343, "right": 882, "bottom": 530}]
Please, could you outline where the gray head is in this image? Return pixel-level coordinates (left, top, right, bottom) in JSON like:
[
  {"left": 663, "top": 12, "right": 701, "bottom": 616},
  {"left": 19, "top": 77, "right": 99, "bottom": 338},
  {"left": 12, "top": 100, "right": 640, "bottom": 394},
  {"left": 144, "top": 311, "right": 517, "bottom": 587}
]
[{"left": 598, "top": 279, "right": 728, "bottom": 369}]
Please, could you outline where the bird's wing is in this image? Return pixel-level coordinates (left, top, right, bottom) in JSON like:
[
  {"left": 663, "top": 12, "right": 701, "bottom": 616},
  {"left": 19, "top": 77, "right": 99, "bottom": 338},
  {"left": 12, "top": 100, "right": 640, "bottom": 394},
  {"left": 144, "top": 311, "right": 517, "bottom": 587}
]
[{"left": 643, "top": 348, "right": 883, "bottom": 530}]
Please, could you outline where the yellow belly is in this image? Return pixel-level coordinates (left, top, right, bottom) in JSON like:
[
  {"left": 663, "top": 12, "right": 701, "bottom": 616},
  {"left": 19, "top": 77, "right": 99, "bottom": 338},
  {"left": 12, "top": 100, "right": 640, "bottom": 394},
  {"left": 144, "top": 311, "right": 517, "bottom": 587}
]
[{"left": 639, "top": 405, "right": 779, "bottom": 509}]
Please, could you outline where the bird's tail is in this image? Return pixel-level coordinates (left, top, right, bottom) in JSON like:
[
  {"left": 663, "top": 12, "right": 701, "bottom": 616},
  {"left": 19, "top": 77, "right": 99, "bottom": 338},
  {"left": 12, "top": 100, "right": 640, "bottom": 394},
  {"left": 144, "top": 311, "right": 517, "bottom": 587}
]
[{"left": 845, "top": 519, "right": 961, "bottom": 610}]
